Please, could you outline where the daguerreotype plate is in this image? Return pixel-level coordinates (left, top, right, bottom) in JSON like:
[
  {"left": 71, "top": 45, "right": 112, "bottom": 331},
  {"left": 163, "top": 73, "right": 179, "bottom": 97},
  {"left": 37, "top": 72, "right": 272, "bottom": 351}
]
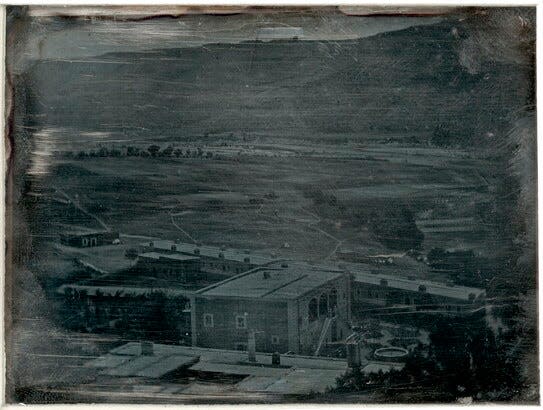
[{"left": 4, "top": 5, "right": 538, "bottom": 404}]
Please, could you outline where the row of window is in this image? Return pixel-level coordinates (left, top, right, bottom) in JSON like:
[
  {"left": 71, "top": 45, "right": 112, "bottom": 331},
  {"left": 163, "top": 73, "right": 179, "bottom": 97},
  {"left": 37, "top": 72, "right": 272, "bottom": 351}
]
[
  {"left": 353, "top": 288, "right": 466, "bottom": 311},
  {"left": 203, "top": 313, "right": 247, "bottom": 329},
  {"left": 356, "top": 288, "right": 415, "bottom": 305},
  {"left": 148, "top": 267, "right": 187, "bottom": 275},
  {"left": 235, "top": 335, "right": 280, "bottom": 350},
  {"left": 200, "top": 261, "right": 244, "bottom": 273},
  {"left": 203, "top": 314, "right": 281, "bottom": 345},
  {"left": 354, "top": 288, "right": 385, "bottom": 299}
]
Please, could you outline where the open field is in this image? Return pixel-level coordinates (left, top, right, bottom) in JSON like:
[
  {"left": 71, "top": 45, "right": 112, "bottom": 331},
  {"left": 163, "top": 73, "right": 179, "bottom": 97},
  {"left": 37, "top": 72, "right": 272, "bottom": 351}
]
[{"left": 23, "top": 138, "right": 501, "bottom": 284}]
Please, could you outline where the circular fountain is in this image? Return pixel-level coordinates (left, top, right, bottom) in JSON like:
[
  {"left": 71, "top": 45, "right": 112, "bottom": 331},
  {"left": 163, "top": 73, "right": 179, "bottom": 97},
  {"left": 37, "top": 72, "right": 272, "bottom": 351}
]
[{"left": 374, "top": 346, "right": 408, "bottom": 362}]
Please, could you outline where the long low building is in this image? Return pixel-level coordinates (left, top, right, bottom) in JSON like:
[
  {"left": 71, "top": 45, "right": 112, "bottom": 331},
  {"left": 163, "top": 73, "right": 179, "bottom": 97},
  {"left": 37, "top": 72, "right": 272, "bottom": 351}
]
[
  {"left": 142, "top": 240, "right": 282, "bottom": 276},
  {"left": 138, "top": 240, "right": 486, "bottom": 314},
  {"left": 349, "top": 266, "right": 486, "bottom": 314},
  {"left": 136, "top": 252, "right": 204, "bottom": 282}
]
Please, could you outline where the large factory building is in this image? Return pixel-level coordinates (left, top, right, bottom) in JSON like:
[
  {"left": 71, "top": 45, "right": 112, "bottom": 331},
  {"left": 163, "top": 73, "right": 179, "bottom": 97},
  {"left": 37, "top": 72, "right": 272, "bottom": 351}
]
[{"left": 191, "top": 261, "right": 351, "bottom": 355}]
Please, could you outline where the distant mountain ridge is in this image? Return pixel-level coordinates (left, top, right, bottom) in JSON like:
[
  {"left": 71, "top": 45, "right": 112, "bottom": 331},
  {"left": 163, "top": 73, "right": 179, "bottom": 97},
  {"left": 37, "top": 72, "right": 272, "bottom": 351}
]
[{"left": 16, "top": 20, "right": 531, "bottom": 145}]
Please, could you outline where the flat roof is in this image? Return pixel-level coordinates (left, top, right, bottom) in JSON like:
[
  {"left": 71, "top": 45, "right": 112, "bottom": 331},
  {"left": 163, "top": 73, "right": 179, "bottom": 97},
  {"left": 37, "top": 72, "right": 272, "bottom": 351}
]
[
  {"left": 197, "top": 262, "right": 345, "bottom": 300},
  {"left": 103, "top": 354, "right": 198, "bottom": 378},
  {"left": 60, "top": 228, "right": 115, "bottom": 236},
  {"left": 109, "top": 342, "right": 348, "bottom": 371},
  {"left": 139, "top": 252, "right": 200, "bottom": 262},
  {"left": 87, "top": 342, "right": 402, "bottom": 395},
  {"left": 142, "top": 240, "right": 279, "bottom": 266},
  {"left": 350, "top": 268, "right": 486, "bottom": 301}
]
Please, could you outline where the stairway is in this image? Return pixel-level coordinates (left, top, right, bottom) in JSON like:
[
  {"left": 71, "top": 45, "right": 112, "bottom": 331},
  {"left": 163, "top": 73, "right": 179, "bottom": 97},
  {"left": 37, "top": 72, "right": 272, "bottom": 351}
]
[{"left": 314, "top": 317, "right": 334, "bottom": 356}]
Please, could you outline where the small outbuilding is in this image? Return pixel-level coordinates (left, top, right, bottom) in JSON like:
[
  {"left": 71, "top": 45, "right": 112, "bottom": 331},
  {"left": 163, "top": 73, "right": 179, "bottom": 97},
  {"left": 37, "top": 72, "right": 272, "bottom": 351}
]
[{"left": 60, "top": 229, "right": 120, "bottom": 248}]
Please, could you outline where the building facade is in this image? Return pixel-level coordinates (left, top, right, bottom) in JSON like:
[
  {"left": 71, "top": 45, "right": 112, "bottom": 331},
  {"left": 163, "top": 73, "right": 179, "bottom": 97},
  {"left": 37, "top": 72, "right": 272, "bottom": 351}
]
[
  {"left": 350, "top": 269, "right": 486, "bottom": 316},
  {"left": 135, "top": 252, "right": 205, "bottom": 283},
  {"left": 191, "top": 262, "right": 351, "bottom": 355}
]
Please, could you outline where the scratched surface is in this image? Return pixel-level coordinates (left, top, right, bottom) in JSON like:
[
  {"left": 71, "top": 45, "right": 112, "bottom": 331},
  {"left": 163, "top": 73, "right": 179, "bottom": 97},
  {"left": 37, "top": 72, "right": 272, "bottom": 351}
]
[{"left": 5, "top": 6, "right": 538, "bottom": 404}]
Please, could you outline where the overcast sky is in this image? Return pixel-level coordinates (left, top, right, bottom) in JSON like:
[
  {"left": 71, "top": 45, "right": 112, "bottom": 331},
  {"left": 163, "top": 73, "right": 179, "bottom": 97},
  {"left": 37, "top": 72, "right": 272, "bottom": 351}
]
[{"left": 9, "top": 10, "right": 441, "bottom": 73}]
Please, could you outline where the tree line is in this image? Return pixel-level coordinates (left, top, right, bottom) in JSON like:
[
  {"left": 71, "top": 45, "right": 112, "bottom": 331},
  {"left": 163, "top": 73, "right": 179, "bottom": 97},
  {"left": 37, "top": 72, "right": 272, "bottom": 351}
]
[
  {"left": 65, "top": 144, "right": 216, "bottom": 159},
  {"left": 331, "top": 315, "right": 530, "bottom": 402}
]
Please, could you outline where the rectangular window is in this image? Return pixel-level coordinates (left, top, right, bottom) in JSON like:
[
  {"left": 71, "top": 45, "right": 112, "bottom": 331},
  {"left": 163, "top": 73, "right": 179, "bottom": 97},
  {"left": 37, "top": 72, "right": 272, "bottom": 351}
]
[
  {"left": 203, "top": 313, "right": 214, "bottom": 328},
  {"left": 271, "top": 335, "right": 280, "bottom": 345},
  {"left": 236, "top": 314, "right": 247, "bottom": 329}
]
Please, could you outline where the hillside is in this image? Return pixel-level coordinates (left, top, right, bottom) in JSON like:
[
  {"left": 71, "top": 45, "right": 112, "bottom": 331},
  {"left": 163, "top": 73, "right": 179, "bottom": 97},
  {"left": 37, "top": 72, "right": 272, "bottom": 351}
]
[{"left": 16, "top": 20, "right": 531, "bottom": 145}]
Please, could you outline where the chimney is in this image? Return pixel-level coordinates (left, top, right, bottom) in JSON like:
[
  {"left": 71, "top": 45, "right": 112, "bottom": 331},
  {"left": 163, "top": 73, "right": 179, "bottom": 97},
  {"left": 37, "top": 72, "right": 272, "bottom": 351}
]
[
  {"left": 141, "top": 341, "right": 154, "bottom": 356},
  {"left": 346, "top": 335, "right": 361, "bottom": 369},
  {"left": 248, "top": 332, "right": 256, "bottom": 362}
]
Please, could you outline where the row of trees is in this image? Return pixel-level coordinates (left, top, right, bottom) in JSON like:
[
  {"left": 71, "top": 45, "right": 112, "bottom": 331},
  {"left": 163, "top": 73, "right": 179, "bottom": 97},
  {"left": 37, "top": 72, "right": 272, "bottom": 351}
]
[
  {"left": 67, "top": 145, "right": 215, "bottom": 159},
  {"left": 368, "top": 204, "right": 424, "bottom": 251},
  {"left": 61, "top": 287, "right": 191, "bottom": 344},
  {"left": 303, "top": 186, "right": 425, "bottom": 252}
]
